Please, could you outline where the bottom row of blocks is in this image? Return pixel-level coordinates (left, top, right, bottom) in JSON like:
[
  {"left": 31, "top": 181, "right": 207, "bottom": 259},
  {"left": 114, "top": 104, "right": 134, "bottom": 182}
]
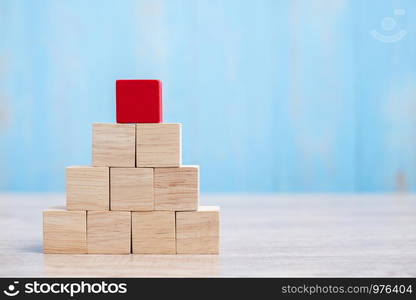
[{"left": 43, "top": 206, "right": 219, "bottom": 254}]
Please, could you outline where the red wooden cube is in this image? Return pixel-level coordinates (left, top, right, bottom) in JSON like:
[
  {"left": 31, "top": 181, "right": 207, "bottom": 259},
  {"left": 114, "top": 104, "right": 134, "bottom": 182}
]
[{"left": 116, "top": 79, "right": 162, "bottom": 123}]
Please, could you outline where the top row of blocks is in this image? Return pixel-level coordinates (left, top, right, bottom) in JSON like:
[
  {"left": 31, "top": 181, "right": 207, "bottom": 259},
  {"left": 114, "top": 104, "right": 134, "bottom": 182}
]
[
  {"left": 116, "top": 79, "right": 162, "bottom": 123},
  {"left": 93, "top": 123, "right": 181, "bottom": 167}
]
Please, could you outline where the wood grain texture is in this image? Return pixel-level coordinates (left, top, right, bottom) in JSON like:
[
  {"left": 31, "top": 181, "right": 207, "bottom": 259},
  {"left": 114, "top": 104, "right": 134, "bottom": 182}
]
[
  {"left": 66, "top": 166, "right": 109, "bottom": 211},
  {"left": 132, "top": 211, "right": 175, "bottom": 254},
  {"left": 87, "top": 211, "right": 131, "bottom": 254},
  {"left": 92, "top": 123, "right": 136, "bottom": 167},
  {"left": 136, "top": 123, "right": 181, "bottom": 167},
  {"left": 154, "top": 166, "right": 199, "bottom": 211},
  {"left": 110, "top": 168, "right": 153, "bottom": 211},
  {"left": 176, "top": 206, "right": 220, "bottom": 254},
  {"left": 2, "top": 194, "right": 416, "bottom": 277},
  {"left": 43, "top": 207, "right": 86, "bottom": 254}
]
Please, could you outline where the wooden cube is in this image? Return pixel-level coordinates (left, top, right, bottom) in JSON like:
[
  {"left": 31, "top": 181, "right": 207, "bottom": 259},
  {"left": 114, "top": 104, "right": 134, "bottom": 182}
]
[
  {"left": 132, "top": 211, "right": 175, "bottom": 254},
  {"left": 43, "top": 207, "right": 86, "bottom": 254},
  {"left": 87, "top": 211, "right": 131, "bottom": 254},
  {"left": 176, "top": 206, "right": 220, "bottom": 254},
  {"left": 136, "top": 123, "right": 181, "bottom": 167},
  {"left": 92, "top": 123, "right": 135, "bottom": 167},
  {"left": 110, "top": 168, "right": 154, "bottom": 211},
  {"left": 116, "top": 79, "right": 162, "bottom": 123},
  {"left": 154, "top": 166, "right": 199, "bottom": 211},
  {"left": 66, "top": 166, "right": 109, "bottom": 211}
]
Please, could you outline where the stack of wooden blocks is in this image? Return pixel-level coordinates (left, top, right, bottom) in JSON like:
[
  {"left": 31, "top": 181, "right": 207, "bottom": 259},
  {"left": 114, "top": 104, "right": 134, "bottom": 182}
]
[{"left": 43, "top": 79, "right": 220, "bottom": 254}]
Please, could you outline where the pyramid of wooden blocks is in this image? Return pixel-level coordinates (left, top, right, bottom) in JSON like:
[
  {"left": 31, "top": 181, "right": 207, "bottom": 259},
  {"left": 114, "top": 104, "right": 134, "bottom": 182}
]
[{"left": 43, "top": 79, "right": 220, "bottom": 254}]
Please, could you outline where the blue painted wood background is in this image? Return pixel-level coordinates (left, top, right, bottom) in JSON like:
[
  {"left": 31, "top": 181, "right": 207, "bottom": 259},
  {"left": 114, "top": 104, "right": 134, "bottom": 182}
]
[{"left": 1, "top": 0, "right": 415, "bottom": 193}]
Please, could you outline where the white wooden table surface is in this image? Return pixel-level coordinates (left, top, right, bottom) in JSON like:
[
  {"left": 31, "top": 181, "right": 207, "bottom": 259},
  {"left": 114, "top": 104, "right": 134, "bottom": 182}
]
[{"left": 0, "top": 194, "right": 415, "bottom": 277}]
